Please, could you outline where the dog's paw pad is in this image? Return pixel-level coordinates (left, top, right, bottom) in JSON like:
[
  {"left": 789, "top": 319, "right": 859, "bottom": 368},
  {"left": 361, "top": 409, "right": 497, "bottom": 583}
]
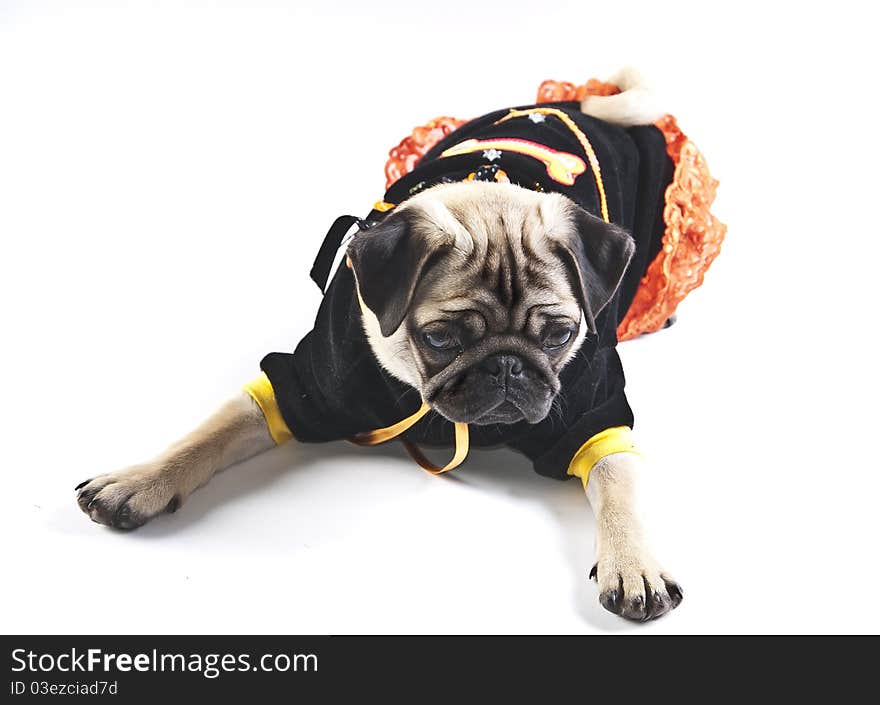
[{"left": 110, "top": 501, "right": 145, "bottom": 530}]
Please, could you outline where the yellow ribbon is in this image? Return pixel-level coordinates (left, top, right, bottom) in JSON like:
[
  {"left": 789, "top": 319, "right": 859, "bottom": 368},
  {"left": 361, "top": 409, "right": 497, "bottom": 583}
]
[
  {"left": 247, "top": 375, "right": 638, "bottom": 482},
  {"left": 351, "top": 402, "right": 470, "bottom": 476}
]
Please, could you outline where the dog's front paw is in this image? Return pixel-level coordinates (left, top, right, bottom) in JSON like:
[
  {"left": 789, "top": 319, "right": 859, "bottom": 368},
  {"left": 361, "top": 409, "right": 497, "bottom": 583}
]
[
  {"left": 75, "top": 466, "right": 182, "bottom": 530},
  {"left": 590, "top": 550, "right": 682, "bottom": 622}
]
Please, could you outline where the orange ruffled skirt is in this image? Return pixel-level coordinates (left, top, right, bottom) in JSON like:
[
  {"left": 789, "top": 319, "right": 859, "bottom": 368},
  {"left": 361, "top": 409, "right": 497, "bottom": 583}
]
[{"left": 382, "top": 79, "right": 726, "bottom": 341}]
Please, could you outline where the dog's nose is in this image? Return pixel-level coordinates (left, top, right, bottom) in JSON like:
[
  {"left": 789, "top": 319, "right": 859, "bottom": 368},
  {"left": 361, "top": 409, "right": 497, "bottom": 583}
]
[{"left": 482, "top": 354, "right": 524, "bottom": 381}]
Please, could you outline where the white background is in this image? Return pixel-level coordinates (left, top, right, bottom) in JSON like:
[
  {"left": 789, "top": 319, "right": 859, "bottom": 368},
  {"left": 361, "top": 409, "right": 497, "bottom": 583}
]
[{"left": 2, "top": 0, "right": 877, "bottom": 634}]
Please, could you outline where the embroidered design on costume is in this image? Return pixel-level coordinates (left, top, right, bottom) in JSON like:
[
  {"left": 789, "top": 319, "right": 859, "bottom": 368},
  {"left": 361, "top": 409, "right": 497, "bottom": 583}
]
[
  {"left": 440, "top": 137, "right": 586, "bottom": 186},
  {"left": 495, "top": 107, "right": 610, "bottom": 222},
  {"left": 466, "top": 164, "right": 510, "bottom": 183}
]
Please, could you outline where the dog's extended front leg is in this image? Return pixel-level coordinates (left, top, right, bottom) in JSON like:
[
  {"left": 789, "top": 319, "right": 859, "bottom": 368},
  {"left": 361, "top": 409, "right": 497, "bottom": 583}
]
[
  {"left": 76, "top": 391, "right": 276, "bottom": 529},
  {"left": 585, "top": 453, "right": 683, "bottom": 621}
]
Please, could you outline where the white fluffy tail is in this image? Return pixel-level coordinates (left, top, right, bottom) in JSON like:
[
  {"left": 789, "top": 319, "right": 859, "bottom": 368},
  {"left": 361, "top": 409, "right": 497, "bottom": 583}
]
[{"left": 580, "top": 67, "right": 664, "bottom": 127}]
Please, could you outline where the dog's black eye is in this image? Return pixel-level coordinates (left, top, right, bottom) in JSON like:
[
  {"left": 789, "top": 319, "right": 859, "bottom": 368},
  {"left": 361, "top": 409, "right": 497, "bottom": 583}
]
[
  {"left": 543, "top": 328, "right": 574, "bottom": 349},
  {"left": 423, "top": 330, "right": 458, "bottom": 351}
]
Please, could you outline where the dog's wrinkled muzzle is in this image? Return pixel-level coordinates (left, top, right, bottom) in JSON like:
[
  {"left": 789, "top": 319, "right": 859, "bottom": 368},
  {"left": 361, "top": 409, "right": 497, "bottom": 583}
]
[{"left": 422, "top": 334, "right": 559, "bottom": 403}]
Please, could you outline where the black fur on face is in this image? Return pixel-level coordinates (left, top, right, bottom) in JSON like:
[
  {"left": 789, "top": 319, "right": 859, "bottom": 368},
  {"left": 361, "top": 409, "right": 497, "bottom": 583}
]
[
  {"left": 396, "top": 215, "right": 587, "bottom": 426},
  {"left": 418, "top": 328, "right": 565, "bottom": 425}
]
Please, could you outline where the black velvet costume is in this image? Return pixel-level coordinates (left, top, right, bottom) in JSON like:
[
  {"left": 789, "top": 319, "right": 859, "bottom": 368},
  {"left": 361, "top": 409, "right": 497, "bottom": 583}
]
[{"left": 259, "top": 102, "right": 674, "bottom": 480}]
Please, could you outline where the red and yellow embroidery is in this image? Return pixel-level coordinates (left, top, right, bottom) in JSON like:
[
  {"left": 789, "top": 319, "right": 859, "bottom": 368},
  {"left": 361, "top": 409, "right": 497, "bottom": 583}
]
[
  {"left": 466, "top": 164, "right": 509, "bottom": 183},
  {"left": 440, "top": 137, "right": 586, "bottom": 186},
  {"left": 494, "top": 107, "right": 610, "bottom": 223}
]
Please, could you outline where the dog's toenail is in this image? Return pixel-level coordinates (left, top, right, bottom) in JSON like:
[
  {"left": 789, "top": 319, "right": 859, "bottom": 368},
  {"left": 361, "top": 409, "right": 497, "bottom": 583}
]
[{"left": 666, "top": 582, "right": 683, "bottom": 606}]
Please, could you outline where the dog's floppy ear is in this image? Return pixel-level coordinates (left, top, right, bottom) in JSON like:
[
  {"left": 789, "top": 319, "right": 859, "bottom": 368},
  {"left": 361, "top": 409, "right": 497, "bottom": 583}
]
[
  {"left": 347, "top": 210, "right": 444, "bottom": 337},
  {"left": 555, "top": 205, "right": 636, "bottom": 334}
]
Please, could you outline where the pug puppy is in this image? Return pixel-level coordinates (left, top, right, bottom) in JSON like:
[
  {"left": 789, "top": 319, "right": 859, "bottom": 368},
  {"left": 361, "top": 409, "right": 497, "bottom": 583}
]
[{"left": 76, "top": 70, "right": 695, "bottom": 622}]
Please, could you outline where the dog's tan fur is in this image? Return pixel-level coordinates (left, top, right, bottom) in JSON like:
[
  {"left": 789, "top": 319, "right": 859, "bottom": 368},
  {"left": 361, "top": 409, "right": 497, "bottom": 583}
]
[
  {"left": 77, "top": 388, "right": 677, "bottom": 619},
  {"left": 76, "top": 393, "right": 273, "bottom": 528},
  {"left": 586, "top": 453, "right": 679, "bottom": 619},
  {"left": 358, "top": 183, "right": 588, "bottom": 394},
  {"left": 76, "top": 185, "right": 679, "bottom": 620},
  {"left": 76, "top": 70, "right": 681, "bottom": 621}
]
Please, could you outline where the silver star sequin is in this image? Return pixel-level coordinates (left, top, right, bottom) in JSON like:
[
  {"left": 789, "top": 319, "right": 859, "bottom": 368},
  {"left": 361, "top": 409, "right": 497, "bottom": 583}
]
[
  {"left": 528, "top": 113, "right": 547, "bottom": 123},
  {"left": 482, "top": 148, "right": 502, "bottom": 161}
]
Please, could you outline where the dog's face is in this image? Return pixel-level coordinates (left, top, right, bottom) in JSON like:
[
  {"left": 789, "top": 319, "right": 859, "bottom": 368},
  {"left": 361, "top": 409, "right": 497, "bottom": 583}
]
[{"left": 348, "top": 182, "right": 634, "bottom": 425}]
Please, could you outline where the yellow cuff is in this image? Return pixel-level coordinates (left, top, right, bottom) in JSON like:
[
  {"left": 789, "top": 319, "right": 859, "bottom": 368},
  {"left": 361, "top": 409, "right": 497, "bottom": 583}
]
[
  {"left": 567, "top": 426, "right": 641, "bottom": 489},
  {"left": 243, "top": 372, "right": 294, "bottom": 445}
]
